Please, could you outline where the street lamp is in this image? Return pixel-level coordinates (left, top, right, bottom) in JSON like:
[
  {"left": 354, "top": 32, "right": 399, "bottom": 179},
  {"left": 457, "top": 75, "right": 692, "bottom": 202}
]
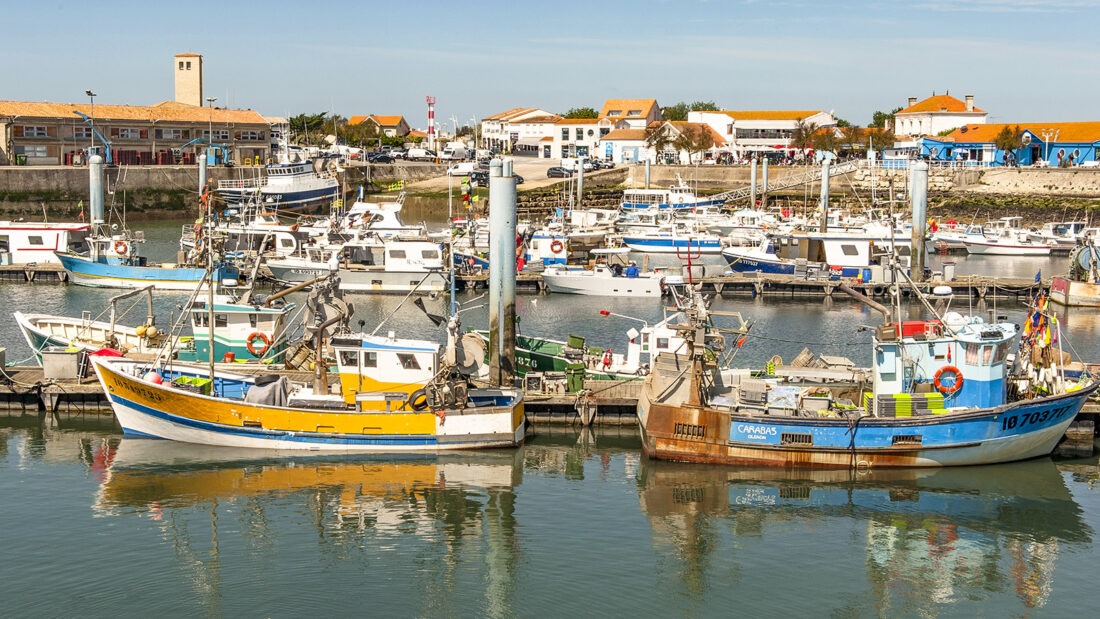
[
  {"left": 85, "top": 90, "right": 96, "bottom": 154},
  {"left": 205, "top": 97, "right": 217, "bottom": 164},
  {"left": 1040, "top": 128, "right": 1059, "bottom": 167}
]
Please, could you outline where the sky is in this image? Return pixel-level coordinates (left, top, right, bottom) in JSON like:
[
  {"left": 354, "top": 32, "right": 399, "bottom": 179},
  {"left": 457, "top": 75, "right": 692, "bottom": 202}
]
[{"left": 4, "top": 0, "right": 1099, "bottom": 130}]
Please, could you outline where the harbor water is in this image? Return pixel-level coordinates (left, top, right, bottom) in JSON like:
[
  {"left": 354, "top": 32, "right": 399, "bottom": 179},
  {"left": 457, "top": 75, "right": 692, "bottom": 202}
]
[{"left": 2, "top": 219, "right": 1100, "bottom": 616}]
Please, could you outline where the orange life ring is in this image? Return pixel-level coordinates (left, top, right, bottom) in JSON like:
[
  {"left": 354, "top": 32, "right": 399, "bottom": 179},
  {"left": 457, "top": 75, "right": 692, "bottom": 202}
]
[
  {"left": 113, "top": 240, "right": 129, "bottom": 255},
  {"left": 676, "top": 196, "right": 685, "bottom": 204},
  {"left": 550, "top": 239, "right": 564, "bottom": 254},
  {"left": 246, "top": 332, "right": 272, "bottom": 357},
  {"left": 933, "top": 365, "right": 963, "bottom": 395}
]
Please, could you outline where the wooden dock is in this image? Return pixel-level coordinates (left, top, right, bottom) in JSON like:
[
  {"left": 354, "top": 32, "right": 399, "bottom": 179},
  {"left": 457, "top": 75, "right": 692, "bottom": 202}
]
[
  {"left": 0, "top": 263, "right": 68, "bottom": 283},
  {"left": 456, "top": 271, "right": 1043, "bottom": 300}
]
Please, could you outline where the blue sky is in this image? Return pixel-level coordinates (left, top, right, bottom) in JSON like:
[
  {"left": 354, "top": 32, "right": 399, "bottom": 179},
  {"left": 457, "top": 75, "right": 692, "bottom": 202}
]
[{"left": 3, "top": 0, "right": 1098, "bottom": 129}]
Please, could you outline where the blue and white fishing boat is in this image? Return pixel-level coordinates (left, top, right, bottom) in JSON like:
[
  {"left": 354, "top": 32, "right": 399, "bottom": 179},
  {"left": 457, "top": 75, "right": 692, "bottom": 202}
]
[
  {"left": 216, "top": 137, "right": 340, "bottom": 213},
  {"left": 55, "top": 231, "right": 239, "bottom": 290},
  {"left": 620, "top": 175, "right": 724, "bottom": 211},
  {"left": 638, "top": 284, "right": 1097, "bottom": 468},
  {"left": 722, "top": 232, "right": 904, "bottom": 277},
  {"left": 56, "top": 153, "right": 241, "bottom": 290},
  {"left": 622, "top": 222, "right": 725, "bottom": 254}
]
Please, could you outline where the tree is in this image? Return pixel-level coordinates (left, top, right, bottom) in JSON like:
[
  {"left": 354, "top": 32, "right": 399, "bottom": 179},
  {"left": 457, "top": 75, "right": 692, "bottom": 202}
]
[
  {"left": 994, "top": 125, "right": 1024, "bottom": 166},
  {"left": 870, "top": 107, "right": 902, "bottom": 129},
  {"left": 868, "top": 127, "right": 896, "bottom": 152},
  {"left": 562, "top": 107, "right": 598, "bottom": 119},
  {"left": 288, "top": 113, "right": 329, "bottom": 144},
  {"left": 644, "top": 123, "right": 676, "bottom": 163},
  {"left": 662, "top": 100, "right": 719, "bottom": 121},
  {"left": 835, "top": 118, "right": 852, "bottom": 128},
  {"left": 788, "top": 120, "right": 818, "bottom": 157},
  {"left": 673, "top": 124, "right": 716, "bottom": 164},
  {"left": 343, "top": 118, "right": 380, "bottom": 148},
  {"left": 809, "top": 127, "right": 839, "bottom": 158}
]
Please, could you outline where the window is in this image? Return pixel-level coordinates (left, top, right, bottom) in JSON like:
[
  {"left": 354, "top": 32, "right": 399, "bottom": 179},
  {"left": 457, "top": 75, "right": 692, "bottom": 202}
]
[
  {"left": 186, "top": 61, "right": 191, "bottom": 70},
  {"left": 178, "top": 61, "right": 184, "bottom": 70},
  {"left": 74, "top": 127, "right": 92, "bottom": 139},
  {"left": 397, "top": 353, "right": 420, "bottom": 370},
  {"left": 214, "top": 314, "right": 228, "bottom": 328},
  {"left": 155, "top": 128, "right": 189, "bottom": 140},
  {"left": 587, "top": 129, "right": 594, "bottom": 137},
  {"left": 362, "top": 352, "right": 377, "bottom": 368},
  {"left": 340, "top": 350, "right": 358, "bottom": 366},
  {"left": 389, "top": 249, "right": 406, "bottom": 259},
  {"left": 23, "top": 126, "right": 48, "bottom": 138},
  {"left": 28, "top": 236, "right": 43, "bottom": 245},
  {"left": 111, "top": 128, "right": 145, "bottom": 140},
  {"left": 965, "top": 343, "right": 979, "bottom": 365},
  {"left": 422, "top": 249, "right": 440, "bottom": 260},
  {"left": 249, "top": 314, "right": 258, "bottom": 329},
  {"left": 599, "top": 128, "right": 610, "bottom": 137},
  {"left": 203, "top": 129, "right": 230, "bottom": 141},
  {"left": 656, "top": 337, "right": 670, "bottom": 349},
  {"left": 627, "top": 109, "right": 642, "bottom": 116},
  {"left": 15, "top": 145, "right": 48, "bottom": 157},
  {"left": 981, "top": 345, "right": 994, "bottom": 365},
  {"left": 840, "top": 244, "right": 859, "bottom": 256},
  {"left": 561, "top": 128, "right": 569, "bottom": 140},
  {"left": 608, "top": 110, "right": 622, "bottom": 116},
  {"left": 279, "top": 238, "right": 294, "bottom": 248},
  {"left": 235, "top": 131, "right": 265, "bottom": 141},
  {"left": 194, "top": 313, "right": 207, "bottom": 327}
]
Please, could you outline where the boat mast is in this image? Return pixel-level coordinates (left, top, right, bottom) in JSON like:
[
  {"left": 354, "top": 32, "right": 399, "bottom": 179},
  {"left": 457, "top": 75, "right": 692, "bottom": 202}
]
[{"left": 204, "top": 150, "right": 217, "bottom": 388}]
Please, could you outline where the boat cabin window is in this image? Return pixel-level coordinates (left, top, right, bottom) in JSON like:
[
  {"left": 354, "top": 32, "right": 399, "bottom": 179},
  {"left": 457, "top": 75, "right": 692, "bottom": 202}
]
[
  {"left": 422, "top": 249, "right": 440, "bottom": 260},
  {"left": 340, "top": 350, "right": 358, "bottom": 366},
  {"left": 656, "top": 337, "right": 669, "bottom": 350},
  {"left": 965, "top": 343, "right": 979, "bottom": 365},
  {"left": 389, "top": 249, "right": 407, "bottom": 259},
  {"left": 194, "top": 313, "right": 206, "bottom": 327},
  {"left": 215, "top": 314, "right": 228, "bottom": 328},
  {"left": 279, "top": 238, "right": 295, "bottom": 248},
  {"left": 363, "top": 352, "right": 377, "bottom": 368},
  {"left": 397, "top": 353, "right": 420, "bottom": 370},
  {"left": 28, "top": 235, "right": 44, "bottom": 245},
  {"left": 840, "top": 244, "right": 859, "bottom": 256},
  {"left": 994, "top": 342, "right": 1008, "bottom": 364}
]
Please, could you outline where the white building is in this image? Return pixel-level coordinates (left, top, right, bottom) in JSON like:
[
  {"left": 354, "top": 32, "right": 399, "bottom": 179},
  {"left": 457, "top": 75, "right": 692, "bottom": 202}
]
[
  {"left": 689, "top": 109, "right": 836, "bottom": 159},
  {"left": 551, "top": 98, "right": 663, "bottom": 160},
  {"left": 892, "top": 93, "right": 987, "bottom": 138},
  {"left": 479, "top": 107, "right": 560, "bottom": 154}
]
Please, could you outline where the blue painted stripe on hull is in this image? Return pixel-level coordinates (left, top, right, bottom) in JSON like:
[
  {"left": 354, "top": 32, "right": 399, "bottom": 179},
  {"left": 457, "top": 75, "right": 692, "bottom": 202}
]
[{"left": 110, "top": 392, "right": 441, "bottom": 446}]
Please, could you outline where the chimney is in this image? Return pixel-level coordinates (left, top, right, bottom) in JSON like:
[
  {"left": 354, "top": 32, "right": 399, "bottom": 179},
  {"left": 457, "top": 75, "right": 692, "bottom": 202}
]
[
  {"left": 907, "top": 97, "right": 917, "bottom": 108},
  {"left": 965, "top": 95, "right": 974, "bottom": 112}
]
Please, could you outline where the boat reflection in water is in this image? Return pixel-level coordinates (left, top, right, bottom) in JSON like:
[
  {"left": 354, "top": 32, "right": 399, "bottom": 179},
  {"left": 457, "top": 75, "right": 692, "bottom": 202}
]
[
  {"left": 637, "top": 458, "right": 1091, "bottom": 614},
  {"left": 94, "top": 438, "right": 524, "bottom": 616}
]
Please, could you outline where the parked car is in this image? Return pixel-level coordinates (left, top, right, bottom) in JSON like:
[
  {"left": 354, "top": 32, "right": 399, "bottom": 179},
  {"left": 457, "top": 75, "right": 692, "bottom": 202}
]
[
  {"left": 367, "top": 153, "right": 394, "bottom": 164},
  {"left": 388, "top": 148, "right": 407, "bottom": 160},
  {"left": 590, "top": 159, "right": 615, "bottom": 170},
  {"left": 547, "top": 167, "right": 573, "bottom": 178},
  {"left": 447, "top": 162, "right": 477, "bottom": 176},
  {"left": 470, "top": 171, "right": 524, "bottom": 185}
]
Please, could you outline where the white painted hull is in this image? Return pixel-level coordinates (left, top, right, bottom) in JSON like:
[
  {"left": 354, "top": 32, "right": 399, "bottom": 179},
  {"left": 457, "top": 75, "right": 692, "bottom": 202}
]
[
  {"left": 542, "top": 269, "right": 663, "bottom": 297},
  {"left": 964, "top": 240, "right": 1051, "bottom": 256},
  {"left": 1050, "top": 277, "right": 1100, "bottom": 307}
]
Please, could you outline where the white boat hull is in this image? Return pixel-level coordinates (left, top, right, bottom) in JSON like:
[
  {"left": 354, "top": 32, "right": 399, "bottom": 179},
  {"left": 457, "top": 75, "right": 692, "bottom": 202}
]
[
  {"left": 542, "top": 268, "right": 663, "bottom": 297},
  {"left": 964, "top": 240, "right": 1051, "bottom": 256}
]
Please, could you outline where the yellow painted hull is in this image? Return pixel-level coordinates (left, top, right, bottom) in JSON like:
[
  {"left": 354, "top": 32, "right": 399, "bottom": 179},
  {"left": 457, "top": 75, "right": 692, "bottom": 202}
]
[{"left": 93, "top": 358, "right": 525, "bottom": 452}]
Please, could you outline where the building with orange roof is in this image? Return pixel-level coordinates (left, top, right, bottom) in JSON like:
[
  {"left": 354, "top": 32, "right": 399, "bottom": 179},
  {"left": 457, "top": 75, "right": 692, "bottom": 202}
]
[
  {"left": 347, "top": 114, "right": 411, "bottom": 138},
  {"left": 918, "top": 121, "right": 1100, "bottom": 167},
  {"left": 688, "top": 109, "right": 836, "bottom": 160},
  {"left": 547, "top": 98, "right": 665, "bottom": 160},
  {"left": 478, "top": 107, "right": 559, "bottom": 155},
  {"left": 893, "top": 93, "right": 987, "bottom": 138},
  {"left": 2, "top": 53, "right": 272, "bottom": 166}
]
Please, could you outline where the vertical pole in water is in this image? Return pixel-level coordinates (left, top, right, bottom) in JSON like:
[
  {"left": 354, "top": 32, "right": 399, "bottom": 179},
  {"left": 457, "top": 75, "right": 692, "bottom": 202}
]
[
  {"left": 89, "top": 154, "right": 105, "bottom": 226},
  {"left": 488, "top": 159, "right": 518, "bottom": 386},
  {"left": 749, "top": 157, "right": 757, "bottom": 207},
  {"left": 644, "top": 159, "right": 651, "bottom": 189},
  {"left": 198, "top": 152, "right": 208, "bottom": 200},
  {"left": 576, "top": 158, "right": 585, "bottom": 209},
  {"left": 910, "top": 160, "right": 929, "bottom": 283},
  {"left": 819, "top": 158, "right": 831, "bottom": 232},
  {"left": 761, "top": 157, "right": 769, "bottom": 207}
]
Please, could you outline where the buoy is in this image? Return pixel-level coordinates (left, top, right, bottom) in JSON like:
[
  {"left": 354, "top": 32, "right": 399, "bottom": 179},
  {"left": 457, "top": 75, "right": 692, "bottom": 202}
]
[
  {"left": 145, "top": 326, "right": 158, "bottom": 338},
  {"left": 143, "top": 371, "right": 163, "bottom": 384},
  {"left": 135, "top": 325, "right": 147, "bottom": 337},
  {"left": 932, "top": 285, "right": 953, "bottom": 296}
]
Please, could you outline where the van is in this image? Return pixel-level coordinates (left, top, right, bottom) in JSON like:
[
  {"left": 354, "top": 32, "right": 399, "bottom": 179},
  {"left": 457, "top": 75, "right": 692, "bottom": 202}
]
[
  {"left": 447, "top": 162, "right": 477, "bottom": 176},
  {"left": 440, "top": 143, "right": 468, "bottom": 160},
  {"left": 406, "top": 148, "right": 437, "bottom": 162}
]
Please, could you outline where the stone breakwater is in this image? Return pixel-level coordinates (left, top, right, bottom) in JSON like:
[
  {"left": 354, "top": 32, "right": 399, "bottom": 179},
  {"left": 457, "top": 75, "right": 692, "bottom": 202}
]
[{"left": 0, "top": 163, "right": 1097, "bottom": 224}]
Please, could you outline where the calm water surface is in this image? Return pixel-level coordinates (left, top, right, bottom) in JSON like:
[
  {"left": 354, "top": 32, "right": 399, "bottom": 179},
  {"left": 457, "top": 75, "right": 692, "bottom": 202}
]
[{"left": 2, "top": 219, "right": 1100, "bottom": 617}]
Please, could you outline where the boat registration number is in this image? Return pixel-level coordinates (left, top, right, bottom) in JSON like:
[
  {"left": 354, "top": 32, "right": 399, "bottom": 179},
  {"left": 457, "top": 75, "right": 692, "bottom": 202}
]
[{"left": 1000, "top": 403, "right": 1074, "bottom": 431}]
